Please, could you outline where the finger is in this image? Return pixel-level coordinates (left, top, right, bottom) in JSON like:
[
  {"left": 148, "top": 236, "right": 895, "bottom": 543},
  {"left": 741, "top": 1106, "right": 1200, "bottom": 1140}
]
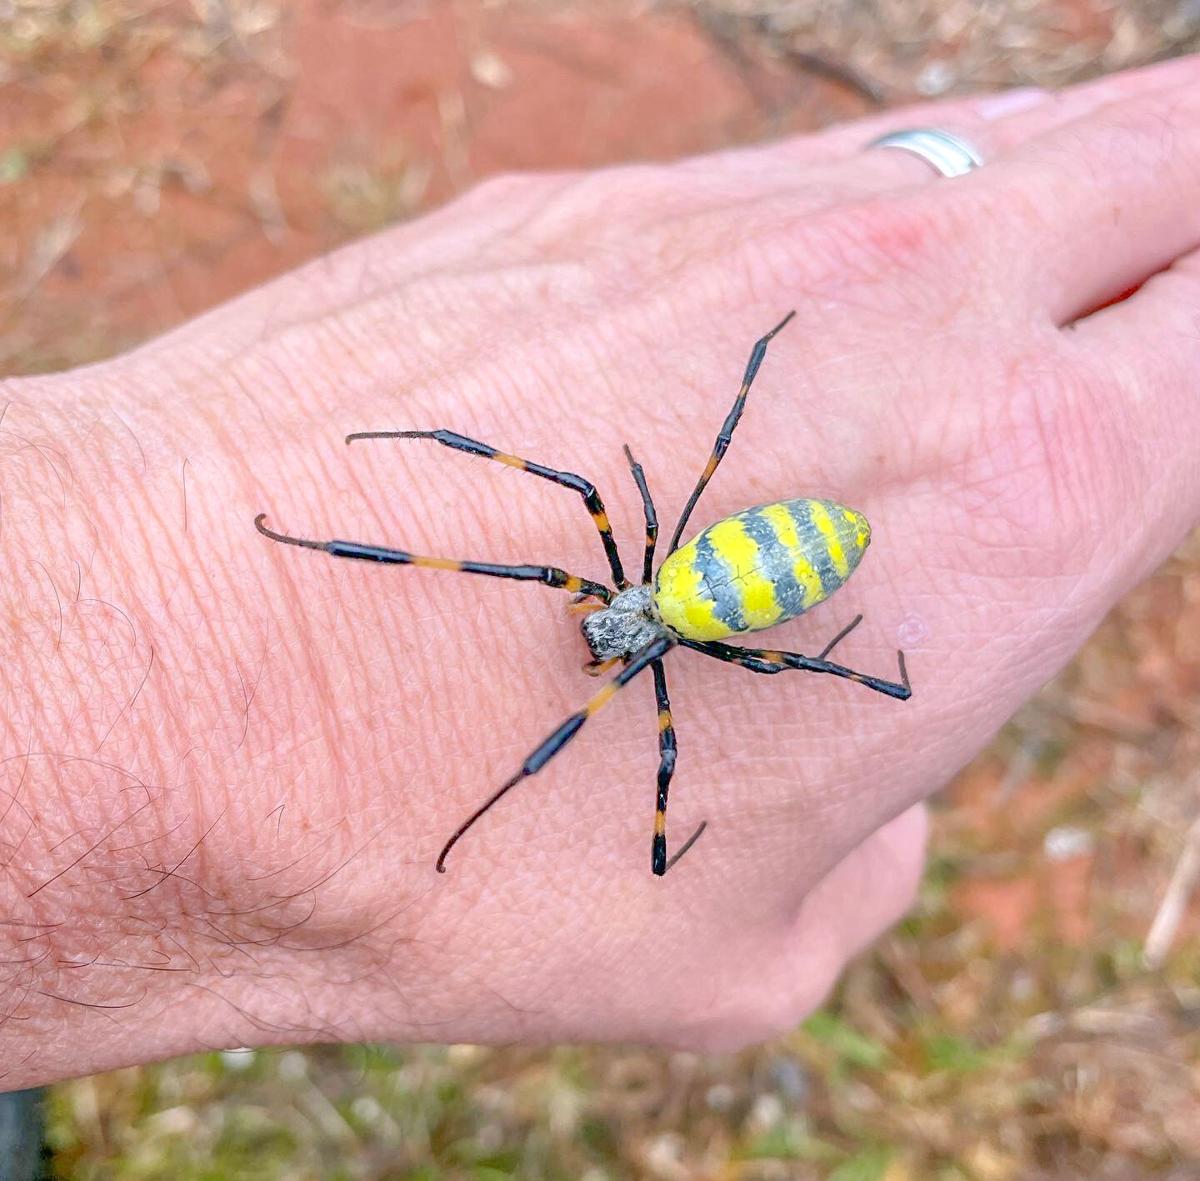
[
  {"left": 696, "top": 802, "right": 928, "bottom": 1050},
  {"left": 797, "top": 800, "right": 929, "bottom": 965},
  {"left": 922, "top": 75, "right": 1200, "bottom": 323},
  {"left": 816, "top": 50, "right": 1200, "bottom": 166},
  {"left": 674, "top": 56, "right": 1200, "bottom": 234},
  {"left": 746, "top": 802, "right": 929, "bottom": 1040},
  {"left": 1074, "top": 243, "right": 1200, "bottom": 354},
  {"left": 686, "top": 53, "right": 1200, "bottom": 200},
  {"left": 1066, "top": 248, "right": 1200, "bottom": 533}
]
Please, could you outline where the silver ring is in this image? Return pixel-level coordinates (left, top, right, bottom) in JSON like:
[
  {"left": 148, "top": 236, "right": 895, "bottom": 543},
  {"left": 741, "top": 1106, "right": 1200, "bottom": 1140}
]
[{"left": 865, "top": 128, "right": 983, "bottom": 178}]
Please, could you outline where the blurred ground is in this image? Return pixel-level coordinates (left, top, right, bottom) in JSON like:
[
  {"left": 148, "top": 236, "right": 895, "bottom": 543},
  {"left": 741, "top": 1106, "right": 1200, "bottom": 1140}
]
[{"left": 3, "top": 1, "right": 1200, "bottom": 1177}]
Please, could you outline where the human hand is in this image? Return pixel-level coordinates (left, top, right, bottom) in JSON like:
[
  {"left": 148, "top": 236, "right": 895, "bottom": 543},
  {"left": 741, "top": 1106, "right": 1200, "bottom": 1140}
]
[{"left": 3, "top": 55, "right": 1198, "bottom": 1088}]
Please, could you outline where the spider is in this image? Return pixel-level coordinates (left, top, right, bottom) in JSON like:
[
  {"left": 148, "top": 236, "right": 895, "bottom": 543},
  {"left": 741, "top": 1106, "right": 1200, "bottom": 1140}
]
[{"left": 255, "top": 311, "right": 911, "bottom": 877}]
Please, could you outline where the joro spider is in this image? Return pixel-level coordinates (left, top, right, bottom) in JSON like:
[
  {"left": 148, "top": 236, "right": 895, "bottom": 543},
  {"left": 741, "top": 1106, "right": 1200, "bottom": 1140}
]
[{"left": 255, "top": 311, "right": 911, "bottom": 877}]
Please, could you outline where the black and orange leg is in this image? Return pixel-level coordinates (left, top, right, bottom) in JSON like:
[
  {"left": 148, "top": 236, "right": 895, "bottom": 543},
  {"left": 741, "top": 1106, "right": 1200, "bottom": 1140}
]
[
  {"left": 650, "top": 659, "right": 706, "bottom": 876},
  {"left": 666, "top": 310, "right": 796, "bottom": 554},
  {"left": 681, "top": 636, "right": 911, "bottom": 701},
  {"left": 255, "top": 514, "right": 612, "bottom": 602},
  {"left": 437, "top": 634, "right": 676, "bottom": 872},
  {"left": 623, "top": 443, "right": 658, "bottom": 585},
  {"left": 347, "top": 429, "right": 628, "bottom": 589}
]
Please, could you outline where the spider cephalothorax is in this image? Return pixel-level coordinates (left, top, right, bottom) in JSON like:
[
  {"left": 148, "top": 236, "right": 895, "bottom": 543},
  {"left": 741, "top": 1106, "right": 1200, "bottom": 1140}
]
[
  {"left": 581, "top": 585, "right": 664, "bottom": 662},
  {"left": 256, "top": 311, "right": 911, "bottom": 878}
]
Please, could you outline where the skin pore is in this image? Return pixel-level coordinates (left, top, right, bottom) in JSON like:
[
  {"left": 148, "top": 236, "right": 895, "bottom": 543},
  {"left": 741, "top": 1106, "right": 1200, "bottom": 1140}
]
[{"left": 2, "top": 56, "right": 1200, "bottom": 1090}]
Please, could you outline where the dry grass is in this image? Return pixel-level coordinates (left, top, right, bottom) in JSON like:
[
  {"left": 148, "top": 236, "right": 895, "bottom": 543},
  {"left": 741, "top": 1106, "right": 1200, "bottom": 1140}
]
[{"left": 3, "top": 2, "right": 1198, "bottom": 1177}]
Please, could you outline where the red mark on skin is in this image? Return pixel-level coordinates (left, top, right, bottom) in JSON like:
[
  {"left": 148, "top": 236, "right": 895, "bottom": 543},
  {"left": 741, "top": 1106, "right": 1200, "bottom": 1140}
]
[
  {"left": 849, "top": 200, "right": 934, "bottom": 274},
  {"left": 1092, "top": 281, "right": 1143, "bottom": 312}
]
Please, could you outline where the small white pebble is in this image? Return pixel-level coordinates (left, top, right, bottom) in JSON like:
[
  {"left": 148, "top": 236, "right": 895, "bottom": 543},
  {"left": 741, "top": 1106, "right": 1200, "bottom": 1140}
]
[
  {"left": 1044, "top": 825, "right": 1093, "bottom": 862},
  {"left": 351, "top": 1096, "right": 382, "bottom": 1124},
  {"left": 220, "top": 1047, "right": 256, "bottom": 1071},
  {"left": 470, "top": 50, "right": 513, "bottom": 88},
  {"left": 644, "top": 1133, "right": 685, "bottom": 1175},
  {"left": 916, "top": 60, "right": 955, "bottom": 96},
  {"left": 748, "top": 1093, "right": 784, "bottom": 1131}
]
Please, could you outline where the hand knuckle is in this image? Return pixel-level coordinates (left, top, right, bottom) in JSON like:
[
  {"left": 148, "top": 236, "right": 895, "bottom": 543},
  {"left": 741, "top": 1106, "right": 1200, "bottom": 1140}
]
[{"left": 736, "top": 194, "right": 979, "bottom": 318}]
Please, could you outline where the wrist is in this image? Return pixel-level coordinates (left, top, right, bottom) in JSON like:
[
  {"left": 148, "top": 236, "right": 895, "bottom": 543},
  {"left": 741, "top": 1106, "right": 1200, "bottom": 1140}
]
[{"left": 0, "top": 363, "right": 448, "bottom": 1087}]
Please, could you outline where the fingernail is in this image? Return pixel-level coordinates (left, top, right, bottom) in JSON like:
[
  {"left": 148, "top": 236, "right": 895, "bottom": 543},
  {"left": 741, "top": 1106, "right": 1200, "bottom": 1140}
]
[{"left": 974, "top": 87, "right": 1051, "bottom": 120}]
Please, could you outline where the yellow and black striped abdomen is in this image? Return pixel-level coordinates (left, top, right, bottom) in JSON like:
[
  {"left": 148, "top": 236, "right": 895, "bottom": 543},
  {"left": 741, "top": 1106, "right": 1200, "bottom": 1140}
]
[{"left": 653, "top": 499, "right": 872, "bottom": 642}]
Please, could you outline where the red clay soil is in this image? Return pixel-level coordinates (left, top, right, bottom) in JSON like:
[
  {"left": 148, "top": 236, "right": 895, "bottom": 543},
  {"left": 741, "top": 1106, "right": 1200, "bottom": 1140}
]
[{"left": 0, "top": 1, "right": 872, "bottom": 375}]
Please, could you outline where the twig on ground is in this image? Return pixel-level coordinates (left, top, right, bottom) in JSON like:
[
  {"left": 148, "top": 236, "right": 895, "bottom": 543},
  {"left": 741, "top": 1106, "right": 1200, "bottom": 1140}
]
[{"left": 1144, "top": 811, "right": 1200, "bottom": 969}]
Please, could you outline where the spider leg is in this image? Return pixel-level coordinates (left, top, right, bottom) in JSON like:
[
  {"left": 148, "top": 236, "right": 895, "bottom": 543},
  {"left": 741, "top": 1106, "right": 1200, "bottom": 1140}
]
[
  {"left": 817, "top": 613, "right": 864, "bottom": 660},
  {"left": 622, "top": 443, "right": 657, "bottom": 585},
  {"left": 347, "top": 429, "right": 629, "bottom": 588},
  {"left": 567, "top": 599, "right": 605, "bottom": 617},
  {"left": 436, "top": 634, "right": 676, "bottom": 872},
  {"left": 681, "top": 635, "right": 910, "bottom": 701},
  {"left": 255, "top": 514, "right": 612, "bottom": 602},
  {"left": 666, "top": 310, "right": 796, "bottom": 555},
  {"left": 650, "top": 658, "right": 706, "bottom": 876}
]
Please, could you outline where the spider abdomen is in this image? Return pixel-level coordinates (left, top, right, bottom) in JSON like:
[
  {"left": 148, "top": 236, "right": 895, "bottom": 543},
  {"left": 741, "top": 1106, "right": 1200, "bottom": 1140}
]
[{"left": 653, "top": 499, "right": 871, "bottom": 642}]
